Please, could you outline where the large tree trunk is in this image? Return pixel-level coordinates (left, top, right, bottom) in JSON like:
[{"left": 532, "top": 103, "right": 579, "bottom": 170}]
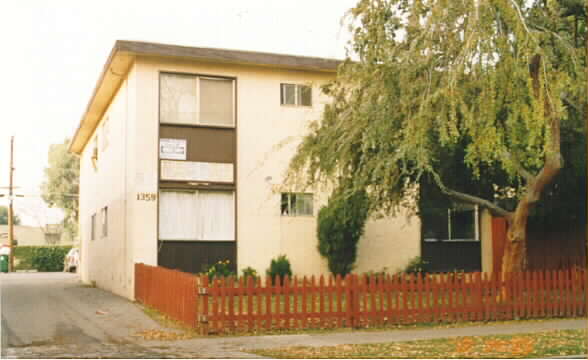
[
  {"left": 500, "top": 154, "right": 563, "bottom": 275},
  {"left": 500, "top": 51, "right": 563, "bottom": 275},
  {"left": 501, "top": 206, "right": 529, "bottom": 275}
]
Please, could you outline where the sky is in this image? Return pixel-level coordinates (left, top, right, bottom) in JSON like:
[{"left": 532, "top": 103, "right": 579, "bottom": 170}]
[{"left": 0, "top": 0, "right": 357, "bottom": 227}]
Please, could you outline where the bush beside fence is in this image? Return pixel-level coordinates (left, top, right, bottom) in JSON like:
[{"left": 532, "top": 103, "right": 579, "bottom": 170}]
[
  {"left": 134, "top": 263, "right": 586, "bottom": 335},
  {"left": 14, "top": 246, "right": 72, "bottom": 271}
]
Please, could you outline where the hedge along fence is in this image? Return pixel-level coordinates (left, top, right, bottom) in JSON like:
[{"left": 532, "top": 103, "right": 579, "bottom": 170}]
[
  {"left": 14, "top": 246, "right": 72, "bottom": 271},
  {"left": 134, "top": 263, "right": 586, "bottom": 335}
]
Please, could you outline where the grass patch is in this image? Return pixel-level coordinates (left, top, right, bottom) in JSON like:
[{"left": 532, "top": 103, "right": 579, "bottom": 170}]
[{"left": 251, "top": 329, "right": 587, "bottom": 358}]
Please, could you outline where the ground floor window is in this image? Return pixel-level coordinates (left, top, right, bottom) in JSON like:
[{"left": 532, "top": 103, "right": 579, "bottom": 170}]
[
  {"left": 422, "top": 203, "right": 479, "bottom": 242},
  {"left": 159, "top": 189, "right": 235, "bottom": 241},
  {"left": 280, "top": 193, "right": 313, "bottom": 216}
]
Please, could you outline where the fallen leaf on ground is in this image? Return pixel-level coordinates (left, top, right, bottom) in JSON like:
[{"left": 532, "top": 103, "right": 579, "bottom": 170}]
[{"left": 132, "top": 329, "right": 192, "bottom": 341}]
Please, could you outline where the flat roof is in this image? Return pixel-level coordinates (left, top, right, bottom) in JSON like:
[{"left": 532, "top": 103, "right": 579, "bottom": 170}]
[{"left": 69, "top": 40, "right": 342, "bottom": 154}]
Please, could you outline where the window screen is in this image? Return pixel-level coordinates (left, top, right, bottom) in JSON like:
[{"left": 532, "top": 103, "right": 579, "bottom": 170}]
[
  {"left": 280, "top": 84, "right": 296, "bottom": 105},
  {"left": 299, "top": 85, "right": 312, "bottom": 106},
  {"left": 159, "top": 190, "right": 235, "bottom": 241},
  {"left": 200, "top": 78, "right": 234, "bottom": 126}
]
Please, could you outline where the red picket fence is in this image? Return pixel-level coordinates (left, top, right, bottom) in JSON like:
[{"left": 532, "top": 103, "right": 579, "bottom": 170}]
[
  {"left": 134, "top": 263, "right": 586, "bottom": 335},
  {"left": 135, "top": 263, "right": 198, "bottom": 327}
]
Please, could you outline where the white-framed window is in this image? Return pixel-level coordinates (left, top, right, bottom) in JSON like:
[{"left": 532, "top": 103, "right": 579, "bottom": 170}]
[
  {"left": 158, "top": 189, "right": 235, "bottom": 241},
  {"left": 280, "top": 83, "right": 312, "bottom": 106},
  {"left": 281, "top": 193, "right": 313, "bottom": 216},
  {"left": 423, "top": 203, "right": 479, "bottom": 242},
  {"left": 90, "top": 213, "right": 96, "bottom": 241},
  {"left": 159, "top": 73, "right": 235, "bottom": 127},
  {"left": 100, "top": 207, "right": 108, "bottom": 238}
]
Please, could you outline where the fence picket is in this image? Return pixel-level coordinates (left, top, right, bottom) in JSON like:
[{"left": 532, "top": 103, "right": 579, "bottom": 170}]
[
  {"left": 265, "top": 277, "right": 272, "bottom": 330},
  {"left": 378, "top": 274, "right": 386, "bottom": 325},
  {"left": 135, "top": 264, "right": 586, "bottom": 336},
  {"left": 283, "top": 276, "right": 290, "bottom": 330}
]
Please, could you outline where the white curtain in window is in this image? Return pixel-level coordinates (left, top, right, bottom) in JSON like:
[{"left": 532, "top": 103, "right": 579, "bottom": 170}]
[
  {"left": 159, "top": 190, "right": 235, "bottom": 241},
  {"left": 159, "top": 191, "right": 199, "bottom": 240},
  {"left": 195, "top": 190, "right": 235, "bottom": 240}
]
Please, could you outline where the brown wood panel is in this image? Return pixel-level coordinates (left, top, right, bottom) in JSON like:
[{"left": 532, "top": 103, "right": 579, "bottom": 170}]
[
  {"left": 158, "top": 241, "right": 236, "bottom": 274},
  {"left": 159, "top": 125, "right": 235, "bottom": 164}
]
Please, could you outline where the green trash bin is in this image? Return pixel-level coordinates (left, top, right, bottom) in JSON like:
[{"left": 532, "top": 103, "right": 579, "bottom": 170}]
[{"left": 0, "top": 255, "right": 8, "bottom": 273}]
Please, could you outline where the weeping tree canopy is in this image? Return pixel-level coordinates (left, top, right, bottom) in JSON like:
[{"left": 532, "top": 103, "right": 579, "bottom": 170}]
[
  {"left": 287, "top": 0, "right": 584, "bottom": 212},
  {"left": 286, "top": 0, "right": 585, "bottom": 272}
]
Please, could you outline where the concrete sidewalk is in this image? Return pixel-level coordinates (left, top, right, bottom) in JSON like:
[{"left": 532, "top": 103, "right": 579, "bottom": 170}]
[{"left": 140, "top": 318, "right": 586, "bottom": 358}]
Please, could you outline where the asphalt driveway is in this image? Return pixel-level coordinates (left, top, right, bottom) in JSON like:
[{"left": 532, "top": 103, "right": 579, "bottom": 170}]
[{"left": 1, "top": 272, "right": 165, "bottom": 349}]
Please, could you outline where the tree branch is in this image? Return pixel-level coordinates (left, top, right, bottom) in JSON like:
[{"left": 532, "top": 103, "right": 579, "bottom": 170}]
[
  {"left": 429, "top": 170, "right": 511, "bottom": 217},
  {"left": 444, "top": 188, "right": 511, "bottom": 218}
]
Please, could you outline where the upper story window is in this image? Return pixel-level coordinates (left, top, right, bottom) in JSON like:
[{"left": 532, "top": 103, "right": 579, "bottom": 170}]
[
  {"left": 281, "top": 193, "right": 313, "bottom": 216},
  {"left": 280, "top": 83, "right": 312, "bottom": 107},
  {"left": 159, "top": 73, "right": 235, "bottom": 127}
]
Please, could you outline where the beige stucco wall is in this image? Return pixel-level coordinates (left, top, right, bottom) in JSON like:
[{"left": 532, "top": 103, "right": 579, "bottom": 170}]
[
  {"left": 80, "top": 56, "right": 421, "bottom": 300},
  {"left": 134, "top": 56, "right": 419, "bottom": 278},
  {"left": 79, "top": 68, "right": 135, "bottom": 299}
]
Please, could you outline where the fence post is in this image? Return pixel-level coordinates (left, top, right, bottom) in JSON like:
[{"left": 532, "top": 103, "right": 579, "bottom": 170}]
[{"left": 198, "top": 275, "right": 210, "bottom": 335}]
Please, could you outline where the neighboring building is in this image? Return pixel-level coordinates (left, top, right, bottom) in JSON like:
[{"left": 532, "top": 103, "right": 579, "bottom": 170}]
[
  {"left": 0, "top": 224, "right": 73, "bottom": 246},
  {"left": 69, "top": 40, "right": 422, "bottom": 300}
]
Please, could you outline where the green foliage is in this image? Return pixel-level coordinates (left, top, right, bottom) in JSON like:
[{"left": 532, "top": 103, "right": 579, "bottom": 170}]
[
  {"left": 0, "top": 206, "right": 21, "bottom": 225},
  {"left": 266, "top": 255, "right": 292, "bottom": 284},
  {"left": 402, "top": 257, "right": 429, "bottom": 274},
  {"left": 317, "top": 188, "right": 369, "bottom": 276},
  {"left": 14, "top": 246, "right": 72, "bottom": 272},
  {"left": 240, "top": 266, "right": 259, "bottom": 281},
  {"left": 41, "top": 138, "right": 80, "bottom": 239},
  {"left": 206, "top": 260, "right": 235, "bottom": 281},
  {"left": 361, "top": 267, "right": 389, "bottom": 279},
  {"left": 286, "top": 0, "right": 585, "bottom": 218}
]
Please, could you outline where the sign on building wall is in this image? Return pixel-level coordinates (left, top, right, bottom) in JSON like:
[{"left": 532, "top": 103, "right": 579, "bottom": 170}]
[
  {"left": 159, "top": 138, "right": 187, "bottom": 160},
  {"left": 160, "top": 160, "right": 234, "bottom": 183}
]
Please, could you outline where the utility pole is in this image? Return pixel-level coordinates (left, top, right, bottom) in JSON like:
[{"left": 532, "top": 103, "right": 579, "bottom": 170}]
[{"left": 8, "top": 136, "right": 14, "bottom": 272}]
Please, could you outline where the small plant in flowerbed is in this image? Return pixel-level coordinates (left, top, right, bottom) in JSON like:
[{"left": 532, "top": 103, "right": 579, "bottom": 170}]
[
  {"left": 402, "top": 256, "right": 429, "bottom": 274},
  {"left": 240, "top": 266, "right": 259, "bottom": 282},
  {"left": 206, "top": 260, "right": 235, "bottom": 281},
  {"left": 266, "top": 254, "right": 292, "bottom": 284}
]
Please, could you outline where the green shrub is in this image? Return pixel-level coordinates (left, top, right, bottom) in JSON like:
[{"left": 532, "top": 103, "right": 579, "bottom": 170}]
[
  {"left": 317, "top": 188, "right": 369, "bottom": 276},
  {"left": 362, "top": 267, "right": 389, "bottom": 280},
  {"left": 206, "top": 260, "right": 235, "bottom": 281},
  {"left": 14, "top": 246, "right": 72, "bottom": 272},
  {"left": 266, "top": 254, "right": 292, "bottom": 284},
  {"left": 402, "top": 256, "right": 429, "bottom": 274},
  {"left": 240, "top": 266, "right": 259, "bottom": 281}
]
